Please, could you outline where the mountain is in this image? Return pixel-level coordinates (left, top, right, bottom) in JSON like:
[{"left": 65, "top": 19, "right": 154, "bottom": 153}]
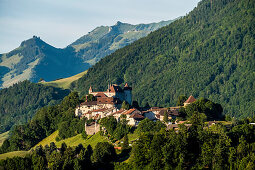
[
  {"left": 0, "top": 20, "right": 174, "bottom": 88},
  {"left": 69, "top": 20, "right": 175, "bottom": 65},
  {"left": 73, "top": 0, "right": 255, "bottom": 118},
  {"left": 0, "top": 36, "right": 89, "bottom": 88},
  {"left": 0, "top": 80, "right": 69, "bottom": 133}
]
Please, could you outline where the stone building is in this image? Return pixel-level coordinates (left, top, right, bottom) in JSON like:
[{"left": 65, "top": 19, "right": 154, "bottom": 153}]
[{"left": 75, "top": 83, "right": 132, "bottom": 117}]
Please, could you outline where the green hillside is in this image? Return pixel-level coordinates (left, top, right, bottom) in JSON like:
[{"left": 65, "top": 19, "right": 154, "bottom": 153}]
[
  {"left": 0, "top": 151, "right": 29, "bottom": 160},
  {"left": 73, "top": 0, "right": 255, "bottom": 118},
  {"left": 42, "top": 70, "right": 87, "bottom": 89},
  {"left": 0, "top": 131, "right": 9, "bottom": 146},
  {"left": 0, "top": 80, "right": 70, "bottom": 133},
  {"left": 34, "top": 131, "right": 107, "bottom": 149}
]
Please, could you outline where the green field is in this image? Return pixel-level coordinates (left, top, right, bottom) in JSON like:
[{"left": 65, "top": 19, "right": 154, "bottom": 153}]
[
  {"left": 42, "top": 70, "right": 87, "bottom": 89},
  {"left": 0, "top": 151, "right": 30, "bottom": 160},
  {"left": 0, "top": 131, "right": 9, "bottom": 146},
  {"left": 34, "top": 130, "right": 108, "bottom": 149},
  {"left": 0, "top": 131, "right": 108, "bottom": 160}
]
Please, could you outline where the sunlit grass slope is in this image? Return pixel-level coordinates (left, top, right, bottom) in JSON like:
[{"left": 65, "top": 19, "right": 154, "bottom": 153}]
[
  {"left": 42, "top": 70, "right": 87, "bottom": 89},
  {"left": 34, "top": 130, "right": 107, "bottom": 148},
  {"left": 0, "top": 131, "right": 9, "bottom": 146},
  {"left": 0, "top": 151, "right": 30, "bottom": 160}
]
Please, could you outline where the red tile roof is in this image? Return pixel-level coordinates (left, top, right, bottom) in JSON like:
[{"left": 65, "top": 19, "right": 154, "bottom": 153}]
[
  {"left": 109, "top": 84, "right": 123, "bottom": 93},
  {"left": 130, "top": 112, "right": 144, "bottom": 119},
  {"left": 123, "top": 108, "right": 136, "bottom": 115},
  {"left": 184, "top": 95, "right": 196, "bottom": 104},
  {"left": 95, "top": 92, "right": 107, "bottom": 98}
]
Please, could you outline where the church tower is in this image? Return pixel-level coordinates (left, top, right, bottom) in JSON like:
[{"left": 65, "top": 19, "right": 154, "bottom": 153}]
[{"left": 123, "top": 83, "right": 132, "bottom": 105}]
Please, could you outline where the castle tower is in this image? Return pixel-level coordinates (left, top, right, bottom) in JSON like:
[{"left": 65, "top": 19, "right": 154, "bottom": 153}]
[
  {"left": 89, "top": 86, "right": 93, "bottom": 94},
  {"left": 183, "top": 95, "right": 196, "bottom": 107},
  {"left": 123, "top": 83, "right": 132, "bottom": 105}
]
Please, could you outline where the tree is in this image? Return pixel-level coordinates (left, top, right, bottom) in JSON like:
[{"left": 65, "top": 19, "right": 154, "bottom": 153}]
[
  {"left": 92, "top": 142, "right": 116, "bottom": 165},
  {"left": 121, "top": 101, "right": 130, "bottom": 110},
  {"left": 99, "top": 116, "right": 117, "bottom": 135},
  {"left": 132, "top": 101, "right": 139, "bottom": 109},
  {"left": 163, "top": 111, "right": 169, "bottom": 123},
  {"left": 177, "top": 95, "right": 188, "bottom": 106},
  {"left": 86, "top": 94, "right": 96, "bottom": 102},
  {"left": 82, "top": 130, "right": 88, "bottom": 139},
  {"left": 189, "top": 111, "right": 207, "bottom": 127},
  {"left": 186, "top": 98, "right": 223, "bottom": 121},
  {"left": 122, "top": 135, "right": 129, "bottom": 150}
]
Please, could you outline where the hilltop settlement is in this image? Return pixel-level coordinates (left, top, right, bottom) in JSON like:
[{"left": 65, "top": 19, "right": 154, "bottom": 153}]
[{"left": 75, "top": 83, "right": 196, "bottom": 134}]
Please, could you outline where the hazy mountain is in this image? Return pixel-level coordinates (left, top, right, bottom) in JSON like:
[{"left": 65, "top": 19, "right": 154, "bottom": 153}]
[
  {"left": 73, "top": 0, "right": 255, "bottom": 118},
  {"left": 0, "top": 20, "right": 174, "bottom": 88},
  {"left": 0, "top": 36, "right": 89, "bottom": 88},
  {"left": 69, "top": 20, "right": 175, "bottom": 65}
]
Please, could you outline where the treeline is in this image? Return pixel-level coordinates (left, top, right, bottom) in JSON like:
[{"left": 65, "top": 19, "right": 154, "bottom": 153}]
[
  {"left": 0, "top": 92, "right": 85, "bottom": 153},
  {"left": 72, "top": 0, "right": 255, "bottom": 118},
  {"left": 0, "top": 80, "right": 70, "bottom": 133},
  {"left": 1, "top": 115, "right": 255, "bottom": 169},
  {"left": 0, "top": 142, "right": 116, "bottom": 170},
  {"left": 123, "top": 118, "right": 255, "bottom": 169}
]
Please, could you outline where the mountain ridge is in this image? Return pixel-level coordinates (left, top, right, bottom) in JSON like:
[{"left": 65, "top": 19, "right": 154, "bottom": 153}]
[{"left": 0, "top": 20, "right": 175, "bottom": 88}]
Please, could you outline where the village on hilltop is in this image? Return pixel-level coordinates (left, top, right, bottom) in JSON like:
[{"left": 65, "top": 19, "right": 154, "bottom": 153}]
[{"left": 75, "top": 83, "right": 197, "bottom": 134}]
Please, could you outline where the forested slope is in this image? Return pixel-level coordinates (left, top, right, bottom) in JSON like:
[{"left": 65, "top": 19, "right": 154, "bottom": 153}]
[
  {"left": 73, "top": 0, "right": 255, "bottom": 118},
  {"left": 0, "top": 81, "right": 69, "bottom": 133}
]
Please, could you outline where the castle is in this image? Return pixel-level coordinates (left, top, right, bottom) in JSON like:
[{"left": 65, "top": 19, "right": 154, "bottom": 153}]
[{"left": 75, "top": 83, "right": 132, "bottom": 118}]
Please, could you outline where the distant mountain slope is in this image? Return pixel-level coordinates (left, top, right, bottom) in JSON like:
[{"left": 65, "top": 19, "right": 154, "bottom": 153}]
[
  {"left": 0, "top": 80, "right": 69, "bottom": 133},
  {"left": 70, "top": 20, "right": 175, "bottom": 65},
  {"left": 0, "top": 20, "right": 174, "bottom": 88},
  {"left": 73, "top": 0, "right": 255, "bottom": 118},
  {"left": 0, "top": 36, "right": 89, "bottom": 88}
]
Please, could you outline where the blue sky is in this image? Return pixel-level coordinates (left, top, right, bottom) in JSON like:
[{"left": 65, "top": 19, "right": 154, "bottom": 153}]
[{"left": 0, "top": 0, "right": 200, "bottom": 53}]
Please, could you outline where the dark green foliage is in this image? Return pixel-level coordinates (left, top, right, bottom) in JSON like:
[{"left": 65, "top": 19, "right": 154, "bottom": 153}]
[
  {"left": 122, "top": 135, "right": 129, "bottom": 150},
  {"left": 0, "top": 92, "right": 83, "bottom": 153},
  {"left": 185, "top": 98, "right": 223, "bottom": 120},
  {"left": 1, "top": 121, "right": 255, "bottom": 169},
  {"left": 100, "top": 116, "right": 117, "bottom": 136},
  {"left": 85, "top": 94, "right": 96, "bottom": 102},
  {"left": 177, "top": 95, "right": 188, "bottom": 106},
  {"left": 0, "top": 156, "right": 32, "bottom": 170},
  {"left": 92, "top": 142, "right": 116, "bottom": 166},
  {"left": 129, "top": 121, "right": 255, "bottom": 169},
  {"left": 135, "top": 118, "right": 166, "bottom": 134},
  {"left": 113, "top": 119, "right": 129, "bottom": 140},
  {"left": 73, "top": 0, "right": 255, "bottom": 118},
  {"left": 82, "top": 131, "right": 88, "bottom": 139},
  {"left": 163, "top": 111, "right": 168, "bottom": 123},
  {"left": 0, "top": 80, "right": 69, "bottom": 133},
  {"left": 121, "top": 101, "right": 130, "bottom": 110}
]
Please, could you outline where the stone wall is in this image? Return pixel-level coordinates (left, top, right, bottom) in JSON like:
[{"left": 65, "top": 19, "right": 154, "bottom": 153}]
[{"left": 85, "top": 123, "right": 100, "bottom": 135}]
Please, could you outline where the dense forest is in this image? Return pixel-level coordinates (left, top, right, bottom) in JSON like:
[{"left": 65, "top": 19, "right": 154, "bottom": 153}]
[
  {"left": 72, "top": 0, "right": 255, "bottom": 118},
  {"left": 0, "top": 80, "right": 69, "bottom": 133},
  {"left": 0, "top": 92, "right": 85, "bottom": 153},
  {"left": 1, "top": 116, "right": 255, "bottom": 169}
]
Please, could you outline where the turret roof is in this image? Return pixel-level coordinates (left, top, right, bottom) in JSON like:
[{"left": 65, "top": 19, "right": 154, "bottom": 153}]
[{"left": 184, "top": 95, "right": 196, "bottom": 104}]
